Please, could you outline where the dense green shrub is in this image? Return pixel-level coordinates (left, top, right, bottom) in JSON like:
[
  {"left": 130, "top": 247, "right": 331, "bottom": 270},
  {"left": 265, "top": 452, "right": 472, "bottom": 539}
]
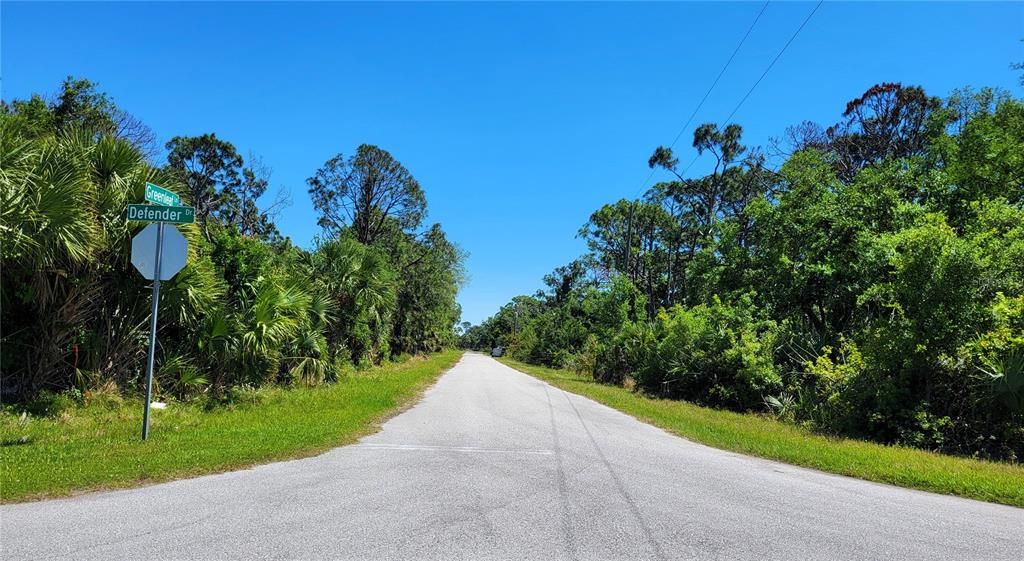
[
  {"left": 1, "top": 78, "right": 465, "bottom": 406},
  {"left": 465, "top": 85, "right": 1024, "bottom": 461},
  {"left": 615, "top": 295, "right": 781, "bottom": 410}
]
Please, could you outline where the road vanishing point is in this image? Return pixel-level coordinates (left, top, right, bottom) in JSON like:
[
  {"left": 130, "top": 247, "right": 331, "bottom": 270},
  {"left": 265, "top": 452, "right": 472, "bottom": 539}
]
[{"left": 2, "top": 353, "right": 1021, "bottom": 560}]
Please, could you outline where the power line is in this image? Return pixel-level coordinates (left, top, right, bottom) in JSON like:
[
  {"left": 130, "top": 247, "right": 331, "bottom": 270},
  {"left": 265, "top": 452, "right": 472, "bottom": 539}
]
[
  {"left": 680, "top": 0, "right": 824, "bottom": 176},
  {"left": 631, "top": 1, "right": 770, "bottom": 200},
  {"left": 678, "top": 153, "right": 702, "bottom": 177},
  {"left": 665, "top": 1, "right": 771, "bottom": 151}
]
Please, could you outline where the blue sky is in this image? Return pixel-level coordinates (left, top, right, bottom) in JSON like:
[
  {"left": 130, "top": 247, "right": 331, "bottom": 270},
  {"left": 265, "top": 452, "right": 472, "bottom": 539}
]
[{"left": 3, "top": 2, "right": 1022, "bottom": 325}]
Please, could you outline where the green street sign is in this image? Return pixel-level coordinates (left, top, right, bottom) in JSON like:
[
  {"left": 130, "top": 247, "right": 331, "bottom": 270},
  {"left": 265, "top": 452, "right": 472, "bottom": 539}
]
[
  {"left": 145, "top": 182, "right": 181, "bottom": 206},
  {"left": 127, "top": 204, "right": 195, "bottom": 224}
]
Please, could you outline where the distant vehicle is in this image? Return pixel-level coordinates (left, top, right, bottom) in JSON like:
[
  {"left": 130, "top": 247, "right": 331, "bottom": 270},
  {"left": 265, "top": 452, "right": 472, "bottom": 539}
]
[{"left": 490, "top": 347, "right": 504, "bottom": 357}]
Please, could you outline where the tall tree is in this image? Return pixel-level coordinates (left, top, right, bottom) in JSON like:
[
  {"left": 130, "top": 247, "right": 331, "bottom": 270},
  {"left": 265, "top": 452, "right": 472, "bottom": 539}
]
[
  {"left": 307, "top": 144, "right": 426, "bottom": 244},
  {"left": 2, "top": 76, "right": 156, "bottom": 155},
  {"left": 391, "top": 224, "right": 466, "bottom": 354},
  {"left": 783, "top": 83, "right": 946, "bottom": 182},
  {"left": 165, "top": 134, "right": 279, "bottom": 240},
  {"left": 579, "top": 200, "right": 673, "bottom": 317},
  {"left": 166, "top": 133, "right": 243, "bottom": 236},
  {"left": 543, "top": 259, "right": 590, "bottom": 305},
  {"left": 217, "top": 156, "right": 284, "bottom": 240},
  {"left": 646, "top": 123, "right": 772, "bottom": 305},
  {"left": 649, "top": 123, "right": 748, "bottom": 240}
]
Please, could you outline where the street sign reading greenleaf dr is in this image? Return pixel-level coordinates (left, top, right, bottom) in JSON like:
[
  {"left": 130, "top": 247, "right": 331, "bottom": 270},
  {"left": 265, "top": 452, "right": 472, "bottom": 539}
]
[
  {"left": 127, "top": 204, "right": 195, "bottom": 224},
  {"left": 144, "top": 182, "right": 181, "bottom": 206}
]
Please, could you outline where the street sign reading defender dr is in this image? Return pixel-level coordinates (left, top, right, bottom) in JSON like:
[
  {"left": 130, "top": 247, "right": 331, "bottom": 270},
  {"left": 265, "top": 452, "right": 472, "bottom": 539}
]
[
  {"left": 127, "top": 204, "right": 195, "bottom": 224},
  {"left": 144, "top": 182, "right": 181, "bottom": 206}
]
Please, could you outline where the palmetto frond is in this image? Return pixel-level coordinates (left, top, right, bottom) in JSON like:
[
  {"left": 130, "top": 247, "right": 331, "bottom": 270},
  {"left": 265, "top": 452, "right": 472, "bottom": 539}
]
[
  {"left": 308, "top": 289, "right": 336, "bottom": 327},
  {"left": 157, "top": 353, "right": 209, "bottom": 399},
  {"left": 286, "top": 325, "right": 330, "bottom": 385},
  {"left": 12, "top": 134, "right": 102, "bottom": 267},
  {"left": 0, "top": 121, "right": 44, "bottom": 260},
  {"left": 979, "top": 350, "right": 1024, "bottom": 414}
]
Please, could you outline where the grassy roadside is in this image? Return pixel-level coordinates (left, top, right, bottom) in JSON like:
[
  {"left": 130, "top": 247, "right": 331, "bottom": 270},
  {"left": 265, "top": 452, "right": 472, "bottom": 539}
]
[
  {"left": 499, "top": 357, "right": 1024, "bottom": 508},
  {"left": 0, "top": 351, "right": 462, "bottom": 503}
]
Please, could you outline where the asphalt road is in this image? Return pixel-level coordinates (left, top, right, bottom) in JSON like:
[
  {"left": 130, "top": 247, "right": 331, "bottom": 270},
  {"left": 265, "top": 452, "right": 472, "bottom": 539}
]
[{"left": 2, "top": 353, "right": 1022, "bottom": 560}]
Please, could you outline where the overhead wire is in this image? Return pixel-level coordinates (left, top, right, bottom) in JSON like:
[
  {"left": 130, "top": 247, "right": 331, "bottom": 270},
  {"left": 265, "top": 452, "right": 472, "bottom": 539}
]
[
  {"left": 623, "top": 0, "right": 823, "bottom": 274},
  {"left": 678, "top": 0, "right": 825, "bottom": 176},
  {"left": 630, "top": 1, "right": 771, "bottom": 201}
]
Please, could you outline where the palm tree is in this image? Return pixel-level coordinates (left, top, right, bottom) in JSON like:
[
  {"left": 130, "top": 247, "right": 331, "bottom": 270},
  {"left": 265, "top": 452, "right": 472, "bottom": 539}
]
[
  {"left": 308, "top": 237, "right": 396, "bottom": 365},
  {"left": 284, "top": 290, "right": 335, "bottom": 385},
  {"left": 0, "top": 118, "right": 218, "bottom": 397},
  {"left": 2, "top": 124, "right": 106, "bottom": 393}
]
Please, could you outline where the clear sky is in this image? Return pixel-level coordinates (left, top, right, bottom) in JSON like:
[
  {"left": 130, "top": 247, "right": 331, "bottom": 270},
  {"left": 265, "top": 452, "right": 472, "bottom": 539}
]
[{"left": 3, "top": 2, "right": 1022, "bottom": 325}]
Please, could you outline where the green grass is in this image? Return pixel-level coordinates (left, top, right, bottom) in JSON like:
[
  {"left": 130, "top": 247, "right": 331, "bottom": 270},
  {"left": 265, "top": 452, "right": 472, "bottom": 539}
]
[
  {"left": 499, "top": 357, "right": 1024, "bottom": 508},
  {"left": 0, "top": 351, "right": 462, "bottom": 503}
]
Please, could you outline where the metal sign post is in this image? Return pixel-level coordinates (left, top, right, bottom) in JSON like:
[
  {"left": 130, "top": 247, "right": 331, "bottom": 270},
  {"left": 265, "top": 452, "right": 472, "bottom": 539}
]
[
  {"left": 141, "top": 222, "right": 165, "bottom": 441},
  {"left": 128, "top": 181, "right": 191, "bottom": 441}
]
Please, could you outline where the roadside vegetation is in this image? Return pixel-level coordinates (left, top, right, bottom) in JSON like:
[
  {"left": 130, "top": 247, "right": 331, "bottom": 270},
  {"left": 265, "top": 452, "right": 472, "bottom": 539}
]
[
  {"left": 1, "top": 351, "right": 461, "bottom": 503},
  {"left": 464, "top": 82, "right": 1024, "bottom": 465},
  {"left": 1, "top": 77, "right": 465, "bottom": 408},
  {"left": 502, "top": 357, "right": 1024, "bottom": 508},
  {"left": 0, "top": 78, "right": 467, "bottom": 500}
]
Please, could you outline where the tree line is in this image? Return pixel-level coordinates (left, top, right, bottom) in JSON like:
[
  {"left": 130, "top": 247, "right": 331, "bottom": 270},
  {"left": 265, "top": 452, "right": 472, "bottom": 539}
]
[
  {"left": 463, "top": 83, "right": 1024, "bottom": 461},
  {"left": 1, "top": 77, "right": 465, "bottom": 404}
]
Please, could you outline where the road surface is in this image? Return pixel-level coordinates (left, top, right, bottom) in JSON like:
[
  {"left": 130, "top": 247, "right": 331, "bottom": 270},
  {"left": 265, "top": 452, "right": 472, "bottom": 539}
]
[{"left": 2, "top": 353, "right": 1021, "bottom": 560}]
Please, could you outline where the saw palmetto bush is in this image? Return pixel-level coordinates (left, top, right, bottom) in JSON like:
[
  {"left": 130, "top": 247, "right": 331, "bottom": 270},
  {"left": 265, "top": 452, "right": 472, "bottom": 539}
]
[
  {"left": 0, "top": 121, "right": 326, "bottom": 399},
  {"left": 235, "top": 278, "right": 313, "bottom": 385},
  {"left": 2, "top": 125, "right": 104, "bottom": 393},
  {"left": 0, "top": 121, "right": 214, "bottom": 396},
  {"left": 283, "top": 290, "right": 335, "bottom": 385},
  {"left": 3, "top": 78, "right": 466, "bottom": 406},
  {"left": 308, "top": 237, "right": 396, "bottom": 366}
]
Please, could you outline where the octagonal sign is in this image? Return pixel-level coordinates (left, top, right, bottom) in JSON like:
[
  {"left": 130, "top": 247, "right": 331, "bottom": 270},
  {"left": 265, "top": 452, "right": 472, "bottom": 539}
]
[{"left": 131, "top": 224, "right": 188, "bottom": 280}]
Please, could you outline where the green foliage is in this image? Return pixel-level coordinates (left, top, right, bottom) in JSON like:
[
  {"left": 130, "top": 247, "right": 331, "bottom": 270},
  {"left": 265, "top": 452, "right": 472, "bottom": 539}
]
[
  {"left": 309, "top": 236, "right": 397, "bottom": 364},
  {"left": 1, "top": 77, "right": 156, "bottom": 154},
  {"left": 22, "top": 390, "right": 84, "bottom": 418},
  {"left": 801, "top": 337, "right": 867, "bottom": 432},
  {"left": 621, "top": 295, "right": 782, "bottom": 410},
  {"left": 165, "top": 133, "right": 279, "bottom": 240},
  {"left": 859, "top": 212, "right": 986, "bottom": 371},
  {"left": 1, "top": 78, "right": 465, "bottom": 408},
  {"left": 306, "top": 144, "right": 427, "bottom": 243},
  {"left": 931, "top": 93, "right": 1024, "bottom": 227},
  {"left": 390, "top": 225, "right": 466, "bottom": 355},
  {"left": 467, "top": 84, "right": 1024, "bottom": 461},
  {"left": 982, "top": 351, "right": 1024, "bottom": 414},
  {"left": 0, "top": 118, "right": 200, "bottom": 395},
  {"left": 964, "top": 294, "right": 1024, "bottom": 415},
  {"left": 157, "top": 353, "right": 208, "bottom": 400}
]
